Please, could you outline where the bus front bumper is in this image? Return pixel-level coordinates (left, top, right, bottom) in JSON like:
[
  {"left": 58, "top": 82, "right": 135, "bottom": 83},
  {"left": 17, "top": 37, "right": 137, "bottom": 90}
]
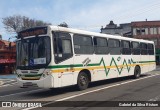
[{"left": 16, "top": 75, "right": 54, "bottom": 88}]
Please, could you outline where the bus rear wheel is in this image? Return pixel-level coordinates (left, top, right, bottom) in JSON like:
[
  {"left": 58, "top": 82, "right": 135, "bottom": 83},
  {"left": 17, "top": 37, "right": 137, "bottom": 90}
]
[
  {"left": 77, "top": 72, "right": 89, "bottom": 90},
  {"left": 133, "top": 66, "right": 141, "bottom": 79}
]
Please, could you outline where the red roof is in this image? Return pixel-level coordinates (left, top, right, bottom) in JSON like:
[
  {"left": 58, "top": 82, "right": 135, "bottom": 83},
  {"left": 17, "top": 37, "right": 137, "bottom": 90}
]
[
  {"left": 131, "top": 21, "right": 160, "bottom": 27},
  {"left": 1, "top": 40, "right": 16, "bottom": 46}
]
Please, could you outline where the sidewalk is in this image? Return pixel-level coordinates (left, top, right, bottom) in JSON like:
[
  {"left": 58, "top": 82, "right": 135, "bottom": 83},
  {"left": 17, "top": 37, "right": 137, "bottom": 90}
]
[{"left": 0, "top": 74, "right": 16, "bottom": 79}]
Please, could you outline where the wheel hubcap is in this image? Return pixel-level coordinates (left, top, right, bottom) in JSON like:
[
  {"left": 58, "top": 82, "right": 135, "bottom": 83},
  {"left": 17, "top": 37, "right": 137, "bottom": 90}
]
[
  {"left": 80, "top": 76, "right": 87, "bottom": 86},
  {"left": 136, "top": 69, "right": 140, "bottom": 77}
]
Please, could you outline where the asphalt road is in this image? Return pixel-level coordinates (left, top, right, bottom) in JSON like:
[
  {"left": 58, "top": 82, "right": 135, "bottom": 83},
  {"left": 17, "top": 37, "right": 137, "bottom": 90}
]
[{"left": 0, "top": 69, "right": 160, "bottom": 110}]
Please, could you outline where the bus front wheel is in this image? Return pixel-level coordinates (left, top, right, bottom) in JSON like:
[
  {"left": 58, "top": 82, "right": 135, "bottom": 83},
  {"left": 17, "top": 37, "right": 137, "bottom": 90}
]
[
  {"left": 77, "top": 72, "right": 89, "bottom": 90},
  {"left": 133, "top": 66, "right": 141, "bottom": 79}
]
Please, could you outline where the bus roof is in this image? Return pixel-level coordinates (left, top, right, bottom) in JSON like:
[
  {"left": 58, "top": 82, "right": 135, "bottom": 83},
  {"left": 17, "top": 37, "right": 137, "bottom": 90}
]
[{"left": 49, "top": 25, "right": 154, "bottom": 44}]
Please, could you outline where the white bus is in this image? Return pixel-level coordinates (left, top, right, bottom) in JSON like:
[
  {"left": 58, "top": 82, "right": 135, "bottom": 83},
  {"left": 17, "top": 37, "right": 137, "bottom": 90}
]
[{"left": 16, "top": 26, "right": 156, "bottom": 90}]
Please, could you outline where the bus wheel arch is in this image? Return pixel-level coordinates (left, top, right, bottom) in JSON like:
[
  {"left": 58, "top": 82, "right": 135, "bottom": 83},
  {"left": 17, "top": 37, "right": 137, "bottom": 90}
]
[
  {"left": 77, "top": 69, "right": 91, "bottom": 90},
  {"left": 133, "top": 65, "right": 141, "bottom": 79}
]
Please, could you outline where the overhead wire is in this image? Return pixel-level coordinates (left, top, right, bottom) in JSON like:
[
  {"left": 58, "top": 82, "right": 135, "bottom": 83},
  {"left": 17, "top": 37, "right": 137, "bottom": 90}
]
[
  {"left": 74, "top": 0, "right": 160, "bottom": 30},
  {"left": 112, "top": 0, "right": 160, "bottom": 21}
]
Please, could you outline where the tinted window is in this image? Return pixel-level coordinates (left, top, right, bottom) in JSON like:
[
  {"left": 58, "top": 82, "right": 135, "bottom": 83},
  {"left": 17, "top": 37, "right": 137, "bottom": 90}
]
[
  {"left": 148, "top": 44, "right": 154, "bottom": 49},
  {"left": 148, "top": 43, "right": 154, "bottom": 55},
  {"left": 108, "top": 39, "right": 120, "bottom": 47},
  {"left": 132, "top": 42, "right": 140, "bottom": 48},
  {"left": 131, "top": 42, "right": 140, "bottom": 55},
  {"left": 140, "top": 43, "right": 148, "bottom": 55},
  {"left": 73, "top": 34, "right": 94, "bottom": 54},
  {"left": 121, "top": 41, "right": 130, "bottom": 48},
  {"left": 121, "top": 40, "right": 131, "bottom": 55},
  {"left": 108, "top": 39, "right": 121, "bottom": 55},
  {"left": 94, "top": 37, "right": 109, "bottom": 54}
]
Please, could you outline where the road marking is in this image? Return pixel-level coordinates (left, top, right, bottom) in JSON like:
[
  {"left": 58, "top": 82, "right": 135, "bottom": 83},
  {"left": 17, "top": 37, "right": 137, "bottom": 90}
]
[
  {"left": 22, "top": 73, "right": 160, "bottom": 110},
  {"left": 56, "top": 73, "right": 160, "bottom": 101},
  {"left": 0, "top": 81, "right": 4, "bottom": 86},
  {"left": 2, "top": 80, "right": 16, "bottom": 83},
  {"left": 0, "top": 82, "right": 17, "bottom": 87},
  {"left": 0, "top": 79, "right": 17, "bottom": 87},
  {"left": 149, "top": 95, "right": 160, "bottom": 101}
]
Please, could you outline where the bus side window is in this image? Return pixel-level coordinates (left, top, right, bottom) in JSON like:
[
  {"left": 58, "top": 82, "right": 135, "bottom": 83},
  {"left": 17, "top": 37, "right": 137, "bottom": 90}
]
[
  {"left": 73, "top": 34, "right": 94, "bottom": 54},
  {"left": 131, "top": 42, "right": 140, "bottom": 55},
  {"left": 93, "top": 37, "right": 109, "bottom": 54},
  {"left": 121, "top": 40, "right": 131, "bottom": 55},
  {"left": 148, "top": 43, "right": 154, "bottom": 55},
  {"left": 140, "top": 43, "right": 148, "bottom": 55},
  {"left": 108, "top": 39, "right": 121, "bottom": 55}
]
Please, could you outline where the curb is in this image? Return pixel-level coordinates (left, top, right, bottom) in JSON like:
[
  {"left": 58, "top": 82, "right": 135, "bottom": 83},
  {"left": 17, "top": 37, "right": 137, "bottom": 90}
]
[{"left": 0, "top": 75, "right": 16, "bottom": 79}]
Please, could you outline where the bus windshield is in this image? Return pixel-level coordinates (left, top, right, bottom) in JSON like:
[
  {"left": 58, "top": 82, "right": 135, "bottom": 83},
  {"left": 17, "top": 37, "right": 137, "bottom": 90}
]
[{"left": 16, "top": 36, "right": 51, "bottom": 70}]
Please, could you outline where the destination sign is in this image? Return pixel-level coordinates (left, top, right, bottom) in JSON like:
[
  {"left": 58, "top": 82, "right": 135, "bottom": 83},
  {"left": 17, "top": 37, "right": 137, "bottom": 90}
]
[{"left": 18, "top": 27, "right": 47, "bottom": 38}]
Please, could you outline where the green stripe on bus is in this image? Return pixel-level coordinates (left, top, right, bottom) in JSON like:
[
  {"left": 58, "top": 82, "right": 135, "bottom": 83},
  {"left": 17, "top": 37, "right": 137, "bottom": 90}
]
[
  {"left": 103, "top": 57, "right": 132, "bottom": 76},
  {"left": 47, "top": 58, "right": 154, "bottom": 69},
  {"left": 47, "top": 57, "right": 155, "bottom": 77},
  {"left": 139, "top": 61, "right": 155, "bottom": 63}
]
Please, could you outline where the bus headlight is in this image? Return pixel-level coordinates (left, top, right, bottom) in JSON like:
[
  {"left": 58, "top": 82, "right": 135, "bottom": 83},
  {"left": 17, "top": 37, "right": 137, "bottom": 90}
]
[
  {"left": 15, "top": 71, "right": 21, "bottom": 78},
  {"left": 17, "top": 74, "right": 22, "bottom": 78}
]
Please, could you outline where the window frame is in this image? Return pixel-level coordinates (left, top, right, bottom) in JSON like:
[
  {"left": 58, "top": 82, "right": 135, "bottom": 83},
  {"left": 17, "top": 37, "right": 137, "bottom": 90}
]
[
  {"left": 140, "top": 43, "right": 148, "bottom": 55},
  {"left": 131, "top": 41, "right": 140, "bottom": 55},
  {"left": 108, "top": 38, "right": 121, "bottom": 55},
  {"left": 108, "top": 39, "right": 120, "bottom": 48},
  {"left": 52, "top": 31, "right": 73, "bottom": 64},
  {"left": 121, "top": 40, "right": 131, "bottom": 55},
  {"left": 73, "top": 34, "right": 94, "bottom": 54},
  {"left": 93, "top": 36, "right": 109, "bottom": 54},
  {"left": 148, "top": 43, "right": 154, "bottom": 55}
]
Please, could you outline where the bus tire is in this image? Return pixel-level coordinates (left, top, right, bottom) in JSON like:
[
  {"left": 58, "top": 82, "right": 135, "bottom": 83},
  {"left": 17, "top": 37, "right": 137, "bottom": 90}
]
[
  {"left": 77, "top": 72, "right": 89, "bottom": 90},
  {"left": 133, "top": 66, "right": 141, "bottom": 79}
]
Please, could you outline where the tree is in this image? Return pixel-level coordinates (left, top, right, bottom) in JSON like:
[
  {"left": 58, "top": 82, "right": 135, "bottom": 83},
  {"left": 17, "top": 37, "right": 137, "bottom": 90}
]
[
  {"left": 2, "top": 15, "right": 51, "bottom": 34},
  {"left": 58, "top": 22, "right": 68, "bottom": 28}
]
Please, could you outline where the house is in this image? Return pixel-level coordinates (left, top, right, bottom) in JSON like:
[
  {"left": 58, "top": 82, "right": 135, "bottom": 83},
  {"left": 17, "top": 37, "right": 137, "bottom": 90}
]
[
  {"left": 0, "top": 35, "right": 16, "bottom": 74},
  {"left": 131, "top": 20, "right": 160, "bottom": 64},
  {"left": 101, "top": 21, "right": 132, "bottom": 37}
]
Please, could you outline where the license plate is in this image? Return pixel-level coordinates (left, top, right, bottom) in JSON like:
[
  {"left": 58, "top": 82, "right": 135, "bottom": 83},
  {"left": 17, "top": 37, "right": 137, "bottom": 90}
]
[{"left": 23, "top": 82, "right": 33, "bottom": 86}]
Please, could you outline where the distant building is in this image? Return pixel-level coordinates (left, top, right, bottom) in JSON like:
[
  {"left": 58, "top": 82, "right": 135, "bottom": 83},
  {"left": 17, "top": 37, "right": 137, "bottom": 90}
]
[
  {"left": 131, "top": 20, "right": 160, "bottom": 64},
  {"left": 101, "top": 21, "right": 132, "bottom": 37},
  {"left": 0, "top": 36, "right": 16, "bottom": 74}
]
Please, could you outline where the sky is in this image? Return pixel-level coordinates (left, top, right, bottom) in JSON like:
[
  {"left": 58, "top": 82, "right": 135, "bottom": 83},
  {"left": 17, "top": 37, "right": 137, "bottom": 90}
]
[{"left": 0, "top": 0, "right": 160, "bottom": 40}]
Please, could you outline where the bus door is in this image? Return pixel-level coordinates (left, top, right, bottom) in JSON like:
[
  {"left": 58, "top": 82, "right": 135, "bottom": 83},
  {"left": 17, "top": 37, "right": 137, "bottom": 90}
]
[{"left": 53, "top": 32, "right": 74, "bottom": 87}]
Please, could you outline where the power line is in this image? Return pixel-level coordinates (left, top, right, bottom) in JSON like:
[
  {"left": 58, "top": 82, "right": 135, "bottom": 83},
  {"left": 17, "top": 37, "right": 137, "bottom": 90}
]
[
  {"left": 73, "top": 1, "right": 160, "bottom": 30},
  {"left": 112, "top": 0, "right": 160, "bottom": 21}
]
